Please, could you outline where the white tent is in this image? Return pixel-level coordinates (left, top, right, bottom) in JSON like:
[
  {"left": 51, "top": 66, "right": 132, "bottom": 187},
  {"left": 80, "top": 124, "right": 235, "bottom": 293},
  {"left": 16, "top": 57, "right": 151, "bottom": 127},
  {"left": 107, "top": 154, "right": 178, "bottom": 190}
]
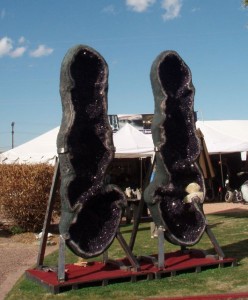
[
  {"left": 0, "top": 123, "right": 154, "bottom": 164},
  {"left": 0, "top": 127, "right": 59, "bottom": 165},
  {"left": 196, "top": 120, "right": 248, "bottom": 154},
  {"left": 1, "top": 120, "right": 248, "bottom": 165},
  {"left": 113, "top": 123, "right": 153, "bottom": 158}
]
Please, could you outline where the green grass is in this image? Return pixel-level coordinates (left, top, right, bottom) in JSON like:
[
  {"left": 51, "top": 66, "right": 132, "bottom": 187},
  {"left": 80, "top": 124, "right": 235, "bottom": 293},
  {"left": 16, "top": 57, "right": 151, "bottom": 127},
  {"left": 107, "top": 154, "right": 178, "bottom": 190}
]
[{"left": 6, "top": 212, "right": 248, "bottom": 300}]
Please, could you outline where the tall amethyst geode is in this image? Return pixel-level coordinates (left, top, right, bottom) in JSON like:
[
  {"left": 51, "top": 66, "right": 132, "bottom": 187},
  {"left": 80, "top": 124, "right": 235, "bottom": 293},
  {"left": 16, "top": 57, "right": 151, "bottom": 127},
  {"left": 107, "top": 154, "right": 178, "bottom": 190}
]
[
  {"left": 144, "top": 51, "right": 206, "bottom": 246},
  {"left": 57, "top": 45, "right": 125, "bottom": 258}
]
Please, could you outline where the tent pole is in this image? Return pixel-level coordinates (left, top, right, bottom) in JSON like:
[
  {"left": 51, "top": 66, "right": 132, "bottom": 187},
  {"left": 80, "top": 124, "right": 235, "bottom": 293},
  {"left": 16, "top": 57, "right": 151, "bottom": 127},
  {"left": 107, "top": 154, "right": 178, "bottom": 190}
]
[
  {"left": 140, "top": 158, "right": 143, "bottom": 191},
  {"left": 219, "top": 153, "right": 224, "bottom": 188}
]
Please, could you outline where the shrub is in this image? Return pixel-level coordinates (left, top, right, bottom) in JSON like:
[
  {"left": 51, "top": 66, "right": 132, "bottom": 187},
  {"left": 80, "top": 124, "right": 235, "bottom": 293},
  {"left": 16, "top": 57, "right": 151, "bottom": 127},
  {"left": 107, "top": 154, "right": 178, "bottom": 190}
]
[{"left": 0, "top": 164, "right": 60, "bottom": 232}]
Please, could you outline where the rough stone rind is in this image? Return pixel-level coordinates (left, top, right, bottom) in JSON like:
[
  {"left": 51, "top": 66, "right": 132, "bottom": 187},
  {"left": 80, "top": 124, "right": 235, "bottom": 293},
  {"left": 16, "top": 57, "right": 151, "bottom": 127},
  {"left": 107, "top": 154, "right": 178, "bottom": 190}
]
[
  {"left": 57, "top": 45, "right": 126, "bottom": 258},
  {"left": 144, "top": 50, "right": 206, "bottom": 246}
]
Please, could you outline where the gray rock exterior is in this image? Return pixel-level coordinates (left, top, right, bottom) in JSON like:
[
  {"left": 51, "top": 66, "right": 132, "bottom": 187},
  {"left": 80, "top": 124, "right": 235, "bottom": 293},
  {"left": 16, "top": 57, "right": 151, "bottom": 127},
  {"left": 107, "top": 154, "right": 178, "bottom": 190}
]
[
  {"left": 144, "top": 50, "right": 206, "bottom": 246},
  {"left": 57, "top": 45, "right": 125, "bottom": 258}
]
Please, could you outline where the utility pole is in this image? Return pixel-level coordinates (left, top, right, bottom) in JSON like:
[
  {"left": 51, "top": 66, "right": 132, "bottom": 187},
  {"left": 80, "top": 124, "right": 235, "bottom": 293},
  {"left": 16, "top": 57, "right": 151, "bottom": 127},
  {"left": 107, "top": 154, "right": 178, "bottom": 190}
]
[{"left": 11, "top": 122, "right": 15, "bottom": 149}]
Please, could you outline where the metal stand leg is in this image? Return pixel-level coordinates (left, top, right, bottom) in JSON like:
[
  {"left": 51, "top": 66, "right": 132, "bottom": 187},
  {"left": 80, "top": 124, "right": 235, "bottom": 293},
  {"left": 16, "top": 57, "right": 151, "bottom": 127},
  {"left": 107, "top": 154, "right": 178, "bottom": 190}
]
[
  {"left": 179, "top": 223, "right": 225, "bottom": 260},
  {"left": 104, "top": 230, "right": 140, "bottom": 272},
  {"left": 129, "top": 196, "right": 145, "bottom": 251},
  {"left": 157, "top": 226, "right": 165, "bottom": 269},
  {"left": 102, "top": 250, "right": 108, "bottom": 263},
  {"left": 36, "top": 158, "right": 60, "bottom": 268},
  {"left": 137, "top": 226, "right": 165, "bottom": 269},
  {"left": 58, "top": 235, "right": 66, "bottom": 282},
  {"left": 129, "top": 156, "right": 155, "bottom": 251},
  {"left": 116, "top": 230, "right": 140, "bottom": 271},
  {"left": 205, "top": 225, "right": 225, "bottom": 260}
]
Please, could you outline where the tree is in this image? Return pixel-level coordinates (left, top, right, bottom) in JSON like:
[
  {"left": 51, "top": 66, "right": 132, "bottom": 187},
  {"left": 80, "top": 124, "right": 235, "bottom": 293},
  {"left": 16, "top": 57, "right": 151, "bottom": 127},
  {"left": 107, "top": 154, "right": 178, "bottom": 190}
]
[{"left": 244, "top": 0, "right": 248, "bottom": 7}]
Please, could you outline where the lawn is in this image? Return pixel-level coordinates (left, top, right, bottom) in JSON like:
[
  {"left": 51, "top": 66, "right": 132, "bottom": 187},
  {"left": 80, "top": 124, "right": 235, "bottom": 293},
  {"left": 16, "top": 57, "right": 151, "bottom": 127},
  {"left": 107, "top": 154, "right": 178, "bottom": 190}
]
[{"left": 5, "top": 211, "right": 248, "bottom": 300}]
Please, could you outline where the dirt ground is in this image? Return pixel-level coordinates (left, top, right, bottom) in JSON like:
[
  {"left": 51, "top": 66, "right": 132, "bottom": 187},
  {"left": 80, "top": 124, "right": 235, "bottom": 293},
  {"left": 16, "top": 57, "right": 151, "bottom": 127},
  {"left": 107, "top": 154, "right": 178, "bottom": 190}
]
[
  {"left": 1, "top": 202, "right": 248, "bottom": 300},
  {"left": 0, "top": 228, "right": 58, "bottom": 300}
]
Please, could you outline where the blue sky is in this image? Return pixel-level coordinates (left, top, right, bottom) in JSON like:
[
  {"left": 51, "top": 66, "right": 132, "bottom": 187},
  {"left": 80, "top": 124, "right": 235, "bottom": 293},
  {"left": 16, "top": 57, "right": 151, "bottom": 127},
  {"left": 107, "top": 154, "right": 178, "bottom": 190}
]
[{"left": 0, "top": 0, "right": 248, "bottom": 151}]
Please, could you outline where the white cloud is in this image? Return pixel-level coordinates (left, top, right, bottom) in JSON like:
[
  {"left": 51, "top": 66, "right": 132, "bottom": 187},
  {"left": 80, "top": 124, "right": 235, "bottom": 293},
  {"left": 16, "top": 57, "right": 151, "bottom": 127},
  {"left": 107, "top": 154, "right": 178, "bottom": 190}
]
[
  {"left": 126, "top": 0, "right": 156, "bottom": 12},
  {"left": 161, "top": 0, "right": 182, "bottom": 20},
  {"left": 0, "top": 36, "right": 53, "bottom": 58},
  {"left": 29, "top": 45, "right": 53, "bottom": 57},
  {"left": 9, "top": 47, "right": 26, "bottom": 58},
  {"left": 18, "top": 36, "right": 26, "bottom": 44},
  {"left": 0, "top": 37, "right": 13, "bottom": 57},
  {"left": 125, "top": 0, "right": 183, "bottom": 20},
  {"left": 0, "top": 36, "right": 27, "bottom": 58}
]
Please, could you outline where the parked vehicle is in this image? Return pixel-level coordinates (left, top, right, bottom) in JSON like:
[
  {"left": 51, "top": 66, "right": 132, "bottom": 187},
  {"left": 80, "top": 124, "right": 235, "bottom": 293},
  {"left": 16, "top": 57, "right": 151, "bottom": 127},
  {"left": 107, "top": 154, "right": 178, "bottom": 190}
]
[{"left": 225, "top": 173, "right": 248, "bottom": 203}]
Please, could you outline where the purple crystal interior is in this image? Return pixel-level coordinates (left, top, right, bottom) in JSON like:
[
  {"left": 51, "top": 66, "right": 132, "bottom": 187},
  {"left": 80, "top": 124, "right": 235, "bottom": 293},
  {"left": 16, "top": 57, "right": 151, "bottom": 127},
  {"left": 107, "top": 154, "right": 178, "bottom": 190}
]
[
  {"left": 67, "top": 49, "right": 112, "bottom": 205},
  {"left": 58, "top": 46, "right": 124, "bottom": 258},
  {"left": 68, "top": 189, "right": 122, "bottom": 257},
  {"left": 156, "top": 53, "right": 205, "bottom": 245}
]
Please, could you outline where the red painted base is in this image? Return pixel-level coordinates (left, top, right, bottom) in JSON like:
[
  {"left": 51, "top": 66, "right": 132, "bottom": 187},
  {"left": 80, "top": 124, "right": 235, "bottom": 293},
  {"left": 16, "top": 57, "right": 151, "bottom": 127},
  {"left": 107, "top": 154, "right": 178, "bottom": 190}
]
[{"left": 26, "top": 250, "right": 236, "bottom": 294}]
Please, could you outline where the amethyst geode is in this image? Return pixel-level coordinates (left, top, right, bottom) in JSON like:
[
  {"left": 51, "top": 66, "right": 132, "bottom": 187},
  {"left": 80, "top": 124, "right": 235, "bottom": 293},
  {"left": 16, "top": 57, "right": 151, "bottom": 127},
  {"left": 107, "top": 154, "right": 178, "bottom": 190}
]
[
  {"left": 57, "top": 45, "right": 125, "bottom": 258},
  {"left": 144, "top": 51, "right": 206, "bottom": 246}
]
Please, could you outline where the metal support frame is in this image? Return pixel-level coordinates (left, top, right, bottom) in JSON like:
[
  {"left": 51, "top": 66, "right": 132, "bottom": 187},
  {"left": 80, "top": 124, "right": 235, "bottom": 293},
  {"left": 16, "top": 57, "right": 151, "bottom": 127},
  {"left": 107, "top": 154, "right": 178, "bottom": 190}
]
[
  {"left": 157, "top": 226, "right": 165, "bottom": 269},
  {"left": 58, "top": 235, "right": 66, "bottom": 282},
  {"left": 36, "top": 157, "right": 60, "bottom": 268},
  {"left": 138, "top": 223, "right": 225, "bottom": 271},
  {"left": 36, "top": 157, "right": 140, "bottom": 282},
  {"left": 36, "top": 155, "right": 224, "bottom": 284},
  {"left": 179, "top": 224, "right": 225, "bottom": 261},
  {"left": 205, "top": 224, "right": 225, "bottom": 259},
  {"left": 103, "top": 230, "right": 140, "bottom": 272},
  {"left": 128, "top": 154, "right": 225, "bottom": 267},
  {"left": 129, "top": 155, "right": 155, "bottom": 251},
  {"left": 116, "top": 230, "right": 140, "bottom": 271}
]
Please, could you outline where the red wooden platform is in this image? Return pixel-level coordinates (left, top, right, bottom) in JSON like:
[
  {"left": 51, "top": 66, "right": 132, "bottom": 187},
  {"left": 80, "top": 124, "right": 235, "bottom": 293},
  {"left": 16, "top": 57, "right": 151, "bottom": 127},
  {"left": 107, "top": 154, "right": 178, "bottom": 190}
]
[{"left": 26, "top": 250, "right": 236, "bottom": 294}]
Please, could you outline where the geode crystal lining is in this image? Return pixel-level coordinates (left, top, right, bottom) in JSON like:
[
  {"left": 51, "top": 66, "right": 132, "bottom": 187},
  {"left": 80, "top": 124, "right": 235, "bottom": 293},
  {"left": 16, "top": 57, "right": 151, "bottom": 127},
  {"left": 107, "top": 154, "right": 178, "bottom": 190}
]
[
  {"left": 144, "top": 50, "right": 206, "bottom": 246},
  {"left": 57, "top": 45, "right": 125, "bottom": 258}
]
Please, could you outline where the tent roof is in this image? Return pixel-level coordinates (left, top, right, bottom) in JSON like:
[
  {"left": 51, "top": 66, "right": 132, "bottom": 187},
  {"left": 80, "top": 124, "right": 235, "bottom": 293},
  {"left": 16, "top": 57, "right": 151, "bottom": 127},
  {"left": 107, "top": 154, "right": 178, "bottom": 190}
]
[
  {"left": 1, "top": 120, "right": 248, "bottom": 164},
  {"left": 196, "top": 120, "right": 248, "bottom": 154},
  {"left": 113, "top": 123, "right": 154, "bottom": 158},
  {"left": 0, "top": 127, "right": 59, "bottom": 164},
  {"left": 0, "top": 123, "right": 154, "bottom": 164}
]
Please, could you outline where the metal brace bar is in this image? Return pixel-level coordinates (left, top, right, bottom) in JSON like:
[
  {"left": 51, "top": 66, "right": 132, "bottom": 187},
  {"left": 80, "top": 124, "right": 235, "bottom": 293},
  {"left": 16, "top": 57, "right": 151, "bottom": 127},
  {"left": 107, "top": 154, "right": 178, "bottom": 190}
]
[
  {"left": 102, "top": 251, "right": 108, "bottom": 264},
  {"left": 36, "top": 157, "right": 60, "bottom": 267},
  {"left": 128, "top": 196, "right": 145, "bottom": 251},
  {"left": 58, "top": 235, "right": 66, "bottom": 282},
  {"left": 129, "top": 155, "right": 156, "bottom": 251},
  {"left": 116, "top": 230, "right": 140, "bottom": 272},
  {"left": 157, "top": 226, "right": 165, "bottom": 269},
  {"left": 205, "top": 225, "right": 225, "bottom": 260}
]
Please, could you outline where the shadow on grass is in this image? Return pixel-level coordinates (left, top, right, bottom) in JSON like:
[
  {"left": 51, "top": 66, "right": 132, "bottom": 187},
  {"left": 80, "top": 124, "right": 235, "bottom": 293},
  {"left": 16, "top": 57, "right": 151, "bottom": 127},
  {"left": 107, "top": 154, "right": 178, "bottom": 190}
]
[
  {"left": 208, "top": 210, "right": 248, "bottom": 219},
  {"left": 207, "top": 222, "right": 224, "bottom": 229},
  {"left": 121, "top": 226, "right": 150, "bottom": 234},
  {"left": 204, "top": 238, "right": 248, "bottom": 262}
]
